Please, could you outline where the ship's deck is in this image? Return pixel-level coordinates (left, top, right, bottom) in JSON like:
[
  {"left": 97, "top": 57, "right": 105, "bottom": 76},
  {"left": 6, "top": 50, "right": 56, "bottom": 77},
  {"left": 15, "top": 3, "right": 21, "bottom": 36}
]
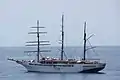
[{"left": 30, "top": 57, "right": 101, "bottom": 64}]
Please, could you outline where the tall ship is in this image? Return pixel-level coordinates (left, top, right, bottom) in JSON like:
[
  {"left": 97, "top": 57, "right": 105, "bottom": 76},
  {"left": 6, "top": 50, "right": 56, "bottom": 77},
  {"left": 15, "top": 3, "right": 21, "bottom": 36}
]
[{"left": 8, "top": 14, "right": 106, "bottom": 73}]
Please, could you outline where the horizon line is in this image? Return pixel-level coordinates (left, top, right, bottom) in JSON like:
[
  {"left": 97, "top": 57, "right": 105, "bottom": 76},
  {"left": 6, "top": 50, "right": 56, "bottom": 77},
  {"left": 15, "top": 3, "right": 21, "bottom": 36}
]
[{"left": 0, "top": 45, "right": 120, "bottom": 47}]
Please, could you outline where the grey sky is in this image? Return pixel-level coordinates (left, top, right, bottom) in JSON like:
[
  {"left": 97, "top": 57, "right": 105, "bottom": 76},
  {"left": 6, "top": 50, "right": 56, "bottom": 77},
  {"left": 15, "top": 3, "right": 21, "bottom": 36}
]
[{"left": 0, "top": 0, "right": 120, "bottom": 46}]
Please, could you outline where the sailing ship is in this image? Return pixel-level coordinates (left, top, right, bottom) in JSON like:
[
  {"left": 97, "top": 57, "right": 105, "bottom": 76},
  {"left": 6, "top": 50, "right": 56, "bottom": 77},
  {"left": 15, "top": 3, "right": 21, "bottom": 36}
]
[{"left": 8, "top": 14, "right": 106, "bottom": 73}]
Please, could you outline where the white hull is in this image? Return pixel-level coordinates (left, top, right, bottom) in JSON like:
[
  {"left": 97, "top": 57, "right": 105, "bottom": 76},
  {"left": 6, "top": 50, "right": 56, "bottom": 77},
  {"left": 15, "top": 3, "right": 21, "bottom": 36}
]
[{"left": 17, "top": 61, "right": 105, "bottom": 73}]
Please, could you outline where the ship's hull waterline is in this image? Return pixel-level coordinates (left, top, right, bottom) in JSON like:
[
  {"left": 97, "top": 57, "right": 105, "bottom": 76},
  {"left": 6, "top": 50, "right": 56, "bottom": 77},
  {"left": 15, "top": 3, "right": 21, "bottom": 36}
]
[{"left": 16, "top": 61, "right": 106, "bottom": 73}]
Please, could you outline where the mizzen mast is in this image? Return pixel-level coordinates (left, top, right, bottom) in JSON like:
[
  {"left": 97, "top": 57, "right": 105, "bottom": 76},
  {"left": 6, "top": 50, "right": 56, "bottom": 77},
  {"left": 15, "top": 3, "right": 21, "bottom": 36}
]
[{"left": 83, "top": 22, "right": 87, "bottom": 60}]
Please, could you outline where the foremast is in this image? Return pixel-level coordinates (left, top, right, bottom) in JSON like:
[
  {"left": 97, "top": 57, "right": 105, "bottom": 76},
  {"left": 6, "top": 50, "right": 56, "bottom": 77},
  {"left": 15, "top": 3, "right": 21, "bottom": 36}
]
[
  {"left": 25, "top": 20, "right": 50, "bottom": 62},
  {"left": 37, "top": 20, "right": 40, "bottom": 62}
]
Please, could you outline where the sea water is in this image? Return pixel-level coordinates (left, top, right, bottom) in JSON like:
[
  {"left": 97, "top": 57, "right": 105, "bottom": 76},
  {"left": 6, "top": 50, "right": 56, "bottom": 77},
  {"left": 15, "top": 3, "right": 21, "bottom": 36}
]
[{"left": 0, "top": 46, "right": 120, "bottom": 80}]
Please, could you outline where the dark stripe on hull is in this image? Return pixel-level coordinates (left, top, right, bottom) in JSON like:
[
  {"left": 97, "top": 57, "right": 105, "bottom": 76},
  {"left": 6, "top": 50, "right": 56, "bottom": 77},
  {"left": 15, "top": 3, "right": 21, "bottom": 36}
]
[
  {"left": 27, "top": 71, "right": 80, "bottom": 74},
  {"left": 27, "top": 67, "right": 104, "bottom": 73},
  {"left": 79, "top": 67, "right": 105, "bottom": 73}
]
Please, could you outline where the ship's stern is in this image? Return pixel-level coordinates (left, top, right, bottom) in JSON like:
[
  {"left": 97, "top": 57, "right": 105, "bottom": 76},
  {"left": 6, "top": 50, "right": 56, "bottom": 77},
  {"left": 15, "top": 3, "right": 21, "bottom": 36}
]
[{"left": 80, "top": 63, "right": 106, "bottom": 73}]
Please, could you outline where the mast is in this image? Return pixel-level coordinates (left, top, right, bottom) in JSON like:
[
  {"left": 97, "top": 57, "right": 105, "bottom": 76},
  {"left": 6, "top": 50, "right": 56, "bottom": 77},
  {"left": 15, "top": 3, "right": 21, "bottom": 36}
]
[
  {"left": 25, "top": 20, "right": 50, "bottom": 62},
  {"left": 83, "top": 22, "right": 87, "bottom": 60},
  {"left": 61, "top": 14, "right": 64, "bottom": 60},
  {"left": 37, "top": 20, "right": 40, "bottom": 62}
]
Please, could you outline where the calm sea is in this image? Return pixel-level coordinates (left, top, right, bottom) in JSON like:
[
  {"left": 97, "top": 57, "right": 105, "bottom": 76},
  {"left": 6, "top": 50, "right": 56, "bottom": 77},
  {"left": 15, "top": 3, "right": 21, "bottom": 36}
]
[{"left": 0, "top": 46, "right": 120, "bottom": 80}]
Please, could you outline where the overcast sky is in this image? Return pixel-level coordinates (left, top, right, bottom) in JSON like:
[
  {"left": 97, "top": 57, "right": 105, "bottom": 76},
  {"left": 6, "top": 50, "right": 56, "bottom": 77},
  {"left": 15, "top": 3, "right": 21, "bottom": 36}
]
[{"left": 0, "top": 0, "right": 120, "bottom": 46}]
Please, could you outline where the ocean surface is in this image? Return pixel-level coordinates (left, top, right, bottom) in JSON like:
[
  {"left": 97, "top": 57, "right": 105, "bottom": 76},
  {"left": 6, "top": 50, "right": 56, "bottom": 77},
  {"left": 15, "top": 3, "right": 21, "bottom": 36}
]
[{"left": 0, "top": 46, "right": 120, "bottom": 80}]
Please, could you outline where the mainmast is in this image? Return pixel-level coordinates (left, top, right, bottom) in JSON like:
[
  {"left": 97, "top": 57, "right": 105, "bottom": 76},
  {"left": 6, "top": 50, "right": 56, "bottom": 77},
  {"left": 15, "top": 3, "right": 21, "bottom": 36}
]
[
  {"left": 83, "top": 22, "right": 87, "bottom": 60},
  {"left": 61, "top": 14, "right": 64, "bottom": 60}
]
